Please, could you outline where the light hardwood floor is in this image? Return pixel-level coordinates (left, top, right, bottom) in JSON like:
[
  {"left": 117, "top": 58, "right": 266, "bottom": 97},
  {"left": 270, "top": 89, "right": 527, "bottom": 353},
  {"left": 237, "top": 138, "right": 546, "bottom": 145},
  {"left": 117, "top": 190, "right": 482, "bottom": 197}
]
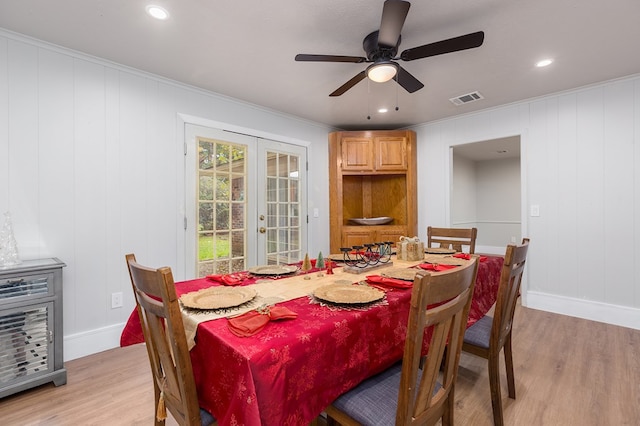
[{"left": 1, "top": 305, "right": 638, "bottom": 425}]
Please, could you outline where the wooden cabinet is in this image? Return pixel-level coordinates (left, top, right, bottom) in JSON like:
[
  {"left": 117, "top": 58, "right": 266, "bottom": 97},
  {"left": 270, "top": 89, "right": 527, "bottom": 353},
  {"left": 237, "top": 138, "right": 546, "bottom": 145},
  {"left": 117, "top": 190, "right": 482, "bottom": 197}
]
[
  {"left": 329, "top": 130, "right": 417, "bottom": 253},
  {"left": 0, "top": 258, "right": 66, "bottom": 399},
  {"left": 340, "top": 134, "right": 408, "bottom": 172}
]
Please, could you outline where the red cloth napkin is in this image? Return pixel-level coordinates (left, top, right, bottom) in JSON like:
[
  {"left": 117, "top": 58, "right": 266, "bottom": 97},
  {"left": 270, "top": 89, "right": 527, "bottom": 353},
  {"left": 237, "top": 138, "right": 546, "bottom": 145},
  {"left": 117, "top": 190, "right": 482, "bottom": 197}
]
[
  {"left": 206, "top": 273, "right": 245, "bottom": 286},
  {"left": 365, "top": 275, "right": 413, "bottom": 289},
  {"left": 227, "top": 306, "right": 298, "bottom": 337},
  {"left": 418, "top": 263, "right": 459, "bottom": 272},
  {"left": 452, "top": 253, "right": 488, "bottom": 262}
]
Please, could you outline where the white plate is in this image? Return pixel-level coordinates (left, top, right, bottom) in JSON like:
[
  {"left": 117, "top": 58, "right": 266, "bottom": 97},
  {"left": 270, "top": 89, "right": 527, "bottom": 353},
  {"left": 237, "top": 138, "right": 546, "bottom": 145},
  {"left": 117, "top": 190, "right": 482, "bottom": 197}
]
[{"left": 247, "top": 265, "right": 298, "bottom": 275}]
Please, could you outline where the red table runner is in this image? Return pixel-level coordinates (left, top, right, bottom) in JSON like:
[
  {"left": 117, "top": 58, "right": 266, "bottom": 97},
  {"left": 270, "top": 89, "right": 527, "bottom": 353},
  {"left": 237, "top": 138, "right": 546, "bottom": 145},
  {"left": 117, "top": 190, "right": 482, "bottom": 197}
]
[{"left": 120, "top": 256, "right": 503, "bottom": 425}]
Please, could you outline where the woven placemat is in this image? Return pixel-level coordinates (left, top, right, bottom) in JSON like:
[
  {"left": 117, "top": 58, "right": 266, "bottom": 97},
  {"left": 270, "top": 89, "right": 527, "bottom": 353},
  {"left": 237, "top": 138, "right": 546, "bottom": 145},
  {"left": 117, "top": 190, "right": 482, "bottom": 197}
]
[
  {"left": 379, "top": 267, "right": 419, "bottom": 281},
  {"left": 313, "top": 284, "right": 384, "bottom": 304},
  {"left": 422, "top": 254, "right": 466, "bottom": 265},
  {"left": 180, "top": 287, "right": 257, "bottom": 310}
]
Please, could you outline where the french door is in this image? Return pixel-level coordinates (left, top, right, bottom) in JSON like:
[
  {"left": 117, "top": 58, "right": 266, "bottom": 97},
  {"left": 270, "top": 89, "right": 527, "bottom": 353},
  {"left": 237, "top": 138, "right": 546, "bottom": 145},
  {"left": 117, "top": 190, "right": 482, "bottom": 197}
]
[
  {"left": 184, "top": 124, "right": 307, "bottom": 278},
  {"left": 256, "top": 140, "right": 307, "bottom": 265}
]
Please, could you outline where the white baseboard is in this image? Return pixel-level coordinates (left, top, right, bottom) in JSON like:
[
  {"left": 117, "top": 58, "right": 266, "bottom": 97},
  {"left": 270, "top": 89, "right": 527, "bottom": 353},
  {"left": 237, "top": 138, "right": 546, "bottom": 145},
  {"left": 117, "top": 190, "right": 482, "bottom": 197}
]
[
  {"left": 63, "top": 322, "right": 126, "bottom": 361},
  {"left": 525, "top": 291, "right": 640, "bottom": 331}
]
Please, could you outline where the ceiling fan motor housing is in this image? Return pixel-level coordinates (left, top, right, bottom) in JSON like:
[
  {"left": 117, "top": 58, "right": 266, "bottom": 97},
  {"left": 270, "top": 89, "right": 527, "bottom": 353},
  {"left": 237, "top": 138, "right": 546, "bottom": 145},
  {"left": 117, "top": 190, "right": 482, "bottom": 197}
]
[{"left": 363, "top": 31, "right": 400, "bottom": 62}]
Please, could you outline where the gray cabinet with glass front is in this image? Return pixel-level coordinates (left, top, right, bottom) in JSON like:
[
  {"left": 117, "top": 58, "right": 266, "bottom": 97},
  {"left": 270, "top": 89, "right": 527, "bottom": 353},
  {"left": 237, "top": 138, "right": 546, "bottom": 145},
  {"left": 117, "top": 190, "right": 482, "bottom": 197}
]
[{"left": 0, "top": 258, "right": 66, "bottom": 398}]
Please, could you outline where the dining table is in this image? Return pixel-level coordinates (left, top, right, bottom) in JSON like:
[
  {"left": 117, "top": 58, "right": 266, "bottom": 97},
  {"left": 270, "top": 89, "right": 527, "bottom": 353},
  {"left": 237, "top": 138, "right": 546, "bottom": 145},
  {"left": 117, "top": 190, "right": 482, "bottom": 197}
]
[{"left": 120, "top": 254, "right": 503, "bottom": 426}]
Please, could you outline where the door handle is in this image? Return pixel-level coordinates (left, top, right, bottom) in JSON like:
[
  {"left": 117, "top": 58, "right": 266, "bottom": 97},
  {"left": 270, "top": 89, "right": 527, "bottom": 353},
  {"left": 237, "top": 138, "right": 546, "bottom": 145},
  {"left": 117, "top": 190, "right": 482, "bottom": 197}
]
[{"left": 259, "top": 227, "right": 266, "bottom": 234}]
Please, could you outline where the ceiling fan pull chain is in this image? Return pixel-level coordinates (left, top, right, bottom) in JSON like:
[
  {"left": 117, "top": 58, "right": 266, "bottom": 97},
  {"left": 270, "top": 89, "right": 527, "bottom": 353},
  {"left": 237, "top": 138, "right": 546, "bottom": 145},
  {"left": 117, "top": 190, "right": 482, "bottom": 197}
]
[
  {"left": 367, "top": 78, "right": 371, "bottom": 120},
  {"left": 395, "top": 74, "right": 400, "bottom": 111}
]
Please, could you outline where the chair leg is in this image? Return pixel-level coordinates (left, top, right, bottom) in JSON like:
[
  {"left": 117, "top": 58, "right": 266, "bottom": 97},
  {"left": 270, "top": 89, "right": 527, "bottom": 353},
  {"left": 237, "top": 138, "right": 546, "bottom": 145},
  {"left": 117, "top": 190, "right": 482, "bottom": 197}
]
[
  {"left": 488, "top": 353, "right": 504, "bottom": 426},
  {"left": 442, "top": 386, "right": 454, "bottom": 426},
  {"left": 503, "top": 334, "right": 516, "bottom": 399},
  {"left": 326, "top": 416, "right": 339, "bottom": 426}
]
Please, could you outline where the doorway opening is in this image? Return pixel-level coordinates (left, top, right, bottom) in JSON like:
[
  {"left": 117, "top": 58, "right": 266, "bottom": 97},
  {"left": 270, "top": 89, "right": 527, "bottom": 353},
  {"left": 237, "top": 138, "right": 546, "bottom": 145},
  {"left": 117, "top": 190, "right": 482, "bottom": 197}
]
[{"left": 450, "top": 136, "right": 521, "bottom": 254}]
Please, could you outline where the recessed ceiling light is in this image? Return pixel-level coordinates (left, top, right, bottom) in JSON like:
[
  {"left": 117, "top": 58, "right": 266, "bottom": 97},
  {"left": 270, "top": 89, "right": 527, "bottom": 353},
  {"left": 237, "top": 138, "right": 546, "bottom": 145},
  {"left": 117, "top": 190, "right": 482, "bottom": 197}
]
[
  {"left": 536, "top": 59, "right": 553, "bottom": 68},
  {"left": 146, "top": 5, "right": 169, "bottom": 20},
  {"left": 378, "top": 108, "right": 388, "bottom": 113}
]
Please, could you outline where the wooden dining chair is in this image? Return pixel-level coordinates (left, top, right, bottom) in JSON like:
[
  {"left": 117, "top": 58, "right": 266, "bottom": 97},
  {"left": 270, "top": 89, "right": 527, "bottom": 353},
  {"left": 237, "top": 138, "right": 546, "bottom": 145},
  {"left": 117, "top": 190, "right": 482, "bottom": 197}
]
[
  {"left": 427, "top": 227, "right": 478, "bottom": 254},
  {"left": 461, "top": 238, "right": 530, "bottom": 426},
  {"left": 325, "top": 257, "right": 479, "bottom": 426},
  {"left": 125, "top": 254, "right": 216, "bottom": 426}
]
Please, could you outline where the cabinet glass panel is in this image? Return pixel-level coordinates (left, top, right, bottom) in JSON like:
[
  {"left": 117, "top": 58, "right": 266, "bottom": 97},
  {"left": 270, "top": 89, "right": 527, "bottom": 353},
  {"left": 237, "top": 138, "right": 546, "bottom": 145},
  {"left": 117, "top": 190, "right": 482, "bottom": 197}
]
[
  {"left": 0, "top": 303, "right": 52, "bottom": 388},
  {"left": 0, "top": 275, "right": 50, "bottom": 301}
]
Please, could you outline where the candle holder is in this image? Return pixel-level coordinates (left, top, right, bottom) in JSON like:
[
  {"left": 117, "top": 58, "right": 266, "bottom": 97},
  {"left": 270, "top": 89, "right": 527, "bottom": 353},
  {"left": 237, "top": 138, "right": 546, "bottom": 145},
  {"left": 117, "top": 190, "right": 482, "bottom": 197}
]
[{"left": 340, "top": 242, "right": 393, "bottom": 269}]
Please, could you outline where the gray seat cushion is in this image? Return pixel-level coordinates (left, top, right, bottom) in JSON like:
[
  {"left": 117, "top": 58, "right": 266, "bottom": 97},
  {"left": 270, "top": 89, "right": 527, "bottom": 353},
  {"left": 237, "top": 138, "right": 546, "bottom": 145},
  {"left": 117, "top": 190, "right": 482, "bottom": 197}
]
[
  {"left": 331, "top": 363, "right": 437, "bottom": 425},
  {"left": 200, "top": 408, "right": 216, "bottom": 426},
  {"left": 463, "top": 314, "right": 493, "bottom": 349}
]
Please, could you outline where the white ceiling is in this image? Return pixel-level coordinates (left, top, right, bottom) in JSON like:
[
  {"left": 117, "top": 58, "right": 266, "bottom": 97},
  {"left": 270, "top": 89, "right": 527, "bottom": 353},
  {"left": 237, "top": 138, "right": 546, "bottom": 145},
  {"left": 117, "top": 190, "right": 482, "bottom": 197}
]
[
  {"left": 453, "top": 136, "right": 520, "bottom": 161},
  {"left": 1, "top": 0, "right": 639, "bottom": 131}
]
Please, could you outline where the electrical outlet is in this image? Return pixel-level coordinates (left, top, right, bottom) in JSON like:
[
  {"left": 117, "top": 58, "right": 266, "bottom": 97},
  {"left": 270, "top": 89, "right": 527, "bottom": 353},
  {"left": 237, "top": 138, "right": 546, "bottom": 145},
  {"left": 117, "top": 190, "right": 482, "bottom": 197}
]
[
  {"left": 111, "top": 292, "right": 123, "bottom": 309},
  {"left": 511, "top": 236, "right": 517, "bottom": 243},
  {"left": 530, "top": 204, "right": 540, "bottom": 217}
]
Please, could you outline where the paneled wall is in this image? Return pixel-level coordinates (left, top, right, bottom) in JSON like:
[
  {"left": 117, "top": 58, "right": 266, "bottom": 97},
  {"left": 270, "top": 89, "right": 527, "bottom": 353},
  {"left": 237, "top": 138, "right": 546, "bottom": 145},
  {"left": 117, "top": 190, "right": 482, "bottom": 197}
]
[
  {"left": 2, "top": 27, "right": 639, "bottom": 362},
  {"left": 0, "top": 30, "right": 332, "bottom": 360},
  {"left": 415, "top": 76, "right": 640, "bottom": 330}
]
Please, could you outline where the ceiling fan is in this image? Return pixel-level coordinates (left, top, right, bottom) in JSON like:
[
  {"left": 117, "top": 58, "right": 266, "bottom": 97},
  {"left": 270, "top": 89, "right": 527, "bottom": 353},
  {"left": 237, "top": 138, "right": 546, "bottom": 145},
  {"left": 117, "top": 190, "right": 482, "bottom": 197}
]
[{"left": 295, "top": 0, "right": 484, "bottom": 97}]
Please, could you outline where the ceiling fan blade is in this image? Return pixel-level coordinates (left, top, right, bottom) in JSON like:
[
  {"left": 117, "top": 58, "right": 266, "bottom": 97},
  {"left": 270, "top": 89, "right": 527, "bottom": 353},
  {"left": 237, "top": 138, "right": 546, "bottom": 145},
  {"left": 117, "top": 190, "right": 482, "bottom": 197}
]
[
  {"left": 400, "top": 31, "right": 485, "bottom": 61},
  {"left": 295, "top": 54, "right": 366, "bottom": 63},
  {"left": 395, "top": 65, "right": 424, "bottom": 93},
  {"left": 330, "top": 71, "right": 367, "bottom": 96},
  {"left": 378, "top": 0, "right": 411, "bottom": 48}
]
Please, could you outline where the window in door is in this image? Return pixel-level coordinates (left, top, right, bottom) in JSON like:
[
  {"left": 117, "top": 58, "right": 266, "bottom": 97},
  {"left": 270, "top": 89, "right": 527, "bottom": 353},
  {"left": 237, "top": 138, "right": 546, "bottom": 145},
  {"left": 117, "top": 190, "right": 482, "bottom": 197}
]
[
  {"left": 264, "top": 151, "right": 301, "bottom": 265},
  {"left": 196, "top": 137, "right": 247, "bottom": 276}
]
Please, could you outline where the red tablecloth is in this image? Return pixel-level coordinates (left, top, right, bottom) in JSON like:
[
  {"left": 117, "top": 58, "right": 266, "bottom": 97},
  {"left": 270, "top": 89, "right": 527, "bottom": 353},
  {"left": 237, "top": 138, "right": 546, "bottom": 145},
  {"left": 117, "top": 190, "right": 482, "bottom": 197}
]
[{"left": 121, "top": 256, "right": 503, "bottom": 425}]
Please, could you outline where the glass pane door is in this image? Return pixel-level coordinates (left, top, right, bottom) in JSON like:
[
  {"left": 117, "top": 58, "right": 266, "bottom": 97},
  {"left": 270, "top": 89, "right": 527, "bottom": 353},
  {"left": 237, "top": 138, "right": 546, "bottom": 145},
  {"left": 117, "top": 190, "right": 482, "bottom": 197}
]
[
  {"left": 257, "top": 140, "right": 307, "bottom": 265},
  {"left": 185, "top": 124, "right": 257, "bottom": 279},
  {"left": 196, "top": 138, "right": 247, "bottom": 276},
  {"left": 185, "top": 125, "right": 307, "bottom": 277}
]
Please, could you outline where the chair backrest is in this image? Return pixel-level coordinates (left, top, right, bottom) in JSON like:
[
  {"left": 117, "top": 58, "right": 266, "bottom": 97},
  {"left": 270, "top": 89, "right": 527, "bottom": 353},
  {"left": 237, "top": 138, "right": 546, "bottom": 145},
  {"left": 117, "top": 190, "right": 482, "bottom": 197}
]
[
  {"left": 427, "top": 226, "right": 478, "bottom": 254},
  {"left": 125, "top": 253, "right": 203, "bottom": 425},
  {"left": 396, "top": 257, "right": 479, "bottom": 426},
  {"left": 491, "top": 238, "right": 530, "bottom": 351}
]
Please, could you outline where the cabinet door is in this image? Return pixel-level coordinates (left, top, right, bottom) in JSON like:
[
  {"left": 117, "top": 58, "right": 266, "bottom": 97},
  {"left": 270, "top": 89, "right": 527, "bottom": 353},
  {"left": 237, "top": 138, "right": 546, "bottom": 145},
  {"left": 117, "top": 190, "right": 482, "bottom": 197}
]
[
  {"left": 342, "top": 229, "right": 376, "bottom": 248},
  {"left": 0, "top": 302, "right": 53, "bottom": 392},
  {"left": 374, "top": 137, "right": 407, "bottom": 171},
  {"left": 341, "top": 137, "right": 374, "bottom": 171}
]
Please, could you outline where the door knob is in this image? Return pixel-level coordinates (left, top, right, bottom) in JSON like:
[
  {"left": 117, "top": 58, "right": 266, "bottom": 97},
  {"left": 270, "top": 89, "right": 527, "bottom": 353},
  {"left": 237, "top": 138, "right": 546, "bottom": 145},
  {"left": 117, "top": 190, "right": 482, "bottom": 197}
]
[{"left": 259, "top": 227, "right": 266, "bottom": 233}]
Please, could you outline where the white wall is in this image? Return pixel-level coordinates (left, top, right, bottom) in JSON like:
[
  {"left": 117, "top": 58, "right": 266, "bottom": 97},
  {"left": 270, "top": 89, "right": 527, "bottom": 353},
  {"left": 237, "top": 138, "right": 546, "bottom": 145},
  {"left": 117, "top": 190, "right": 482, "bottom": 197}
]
[
  {"left": 451, "top": 154, "right": 477, "bottom": 226},
  {"left": 0, "top": 30, "right": 332, "bottom": 360},
  {"left": 475, "top": 157, "right": 521, "bottom": 247},
  {"left": 415, "top": 75, "right": 640, "bottom": 331}
]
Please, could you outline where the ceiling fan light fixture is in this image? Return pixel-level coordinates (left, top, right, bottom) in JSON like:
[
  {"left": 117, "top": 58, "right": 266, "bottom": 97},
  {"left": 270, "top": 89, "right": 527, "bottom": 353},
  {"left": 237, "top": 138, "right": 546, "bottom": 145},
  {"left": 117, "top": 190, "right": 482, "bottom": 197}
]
[
  {"left": 367, "top": 62, "right": 397, "bottom": 83},
  {"left": 146, "top": 5, "right": 169, "bottom": 20},
  {"left": 536, "top": 58, "right": 553, "bottom": 67}
]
